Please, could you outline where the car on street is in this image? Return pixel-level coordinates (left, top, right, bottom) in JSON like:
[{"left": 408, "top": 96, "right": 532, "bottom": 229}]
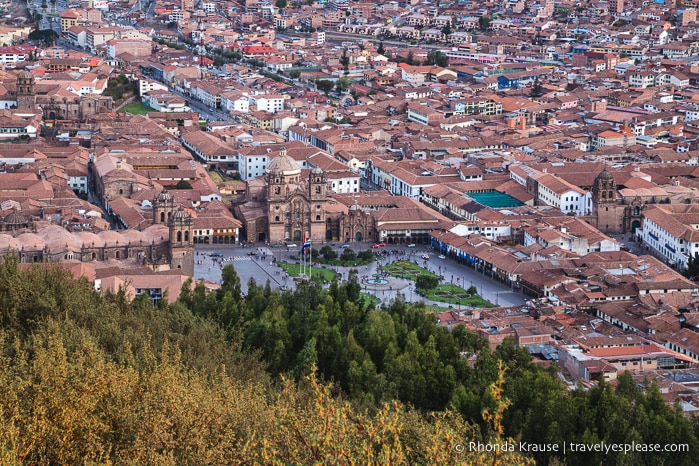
[
  {"left": 286, "top": 243, "right": 298, "bottom": 248},
  {"left": 422, "top": 254, "right": 430, "bottom": 259},
  {"left": 438, "top": 255, "right": 446, "bottom": 259},
  {"left": 341, "top": 244, "right": 350, "bottom": 248},
  {"left": 407, "top": 243, "right": 416, "bottom": 248},
  {"left": 209, "top": 252, "right": 223, "bottom": 258},
  {"left": 371, "top": 243, "right": 388, "bottom": 248}
]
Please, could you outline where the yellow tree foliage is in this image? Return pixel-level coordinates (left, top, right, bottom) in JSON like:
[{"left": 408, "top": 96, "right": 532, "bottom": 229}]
[{"left": 0, "top": 325, "right": 535, "bottom": 465}]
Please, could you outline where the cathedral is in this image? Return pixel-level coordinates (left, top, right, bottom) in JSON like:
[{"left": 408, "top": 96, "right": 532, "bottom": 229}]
[
  {"left": 16, "top": 70, "right": 113, "bottom": 120},
  {"left": 0, "top": 191, "right": 194, "bottom": 276},
  {"left": 234, "top": 148, "right": 439, "bottom": 245},
  {"left": 236, "top": 147, "right": 340, "bottom": 243}
]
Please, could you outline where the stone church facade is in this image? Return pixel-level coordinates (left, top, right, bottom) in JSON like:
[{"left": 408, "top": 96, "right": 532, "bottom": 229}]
[
  {"left": 235, "top": 148, "right": 380, "bottom": 244},
  {"left": 592, "top": 170, "right": 664, "bottom": 235},
  {"left": 0, "top": 191, "right": 195, "bottom": 276},
  {"left": 16, "top": 70, "right": 113, "bottom": 120}
]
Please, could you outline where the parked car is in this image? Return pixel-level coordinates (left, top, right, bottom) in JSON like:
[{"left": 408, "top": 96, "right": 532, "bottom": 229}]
[
  {"left": 209, "top": 252, "right": 223, "bottom": 258},
  {"left": 438, "top": 255, "right": 446, "bottom": 259},
  {"left": 407, "top": 243, "right": 416, "bottom": 248},
  {"left": 341, "top": 244, "right": 350, "bottom": 248},
  {"left": 422, "top": 254, "right": 430, "bottom": 260}
]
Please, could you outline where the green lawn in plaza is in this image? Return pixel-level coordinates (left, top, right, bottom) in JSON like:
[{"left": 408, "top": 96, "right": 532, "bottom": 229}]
[
  {"left": 382, "top": 261, "right": 437, "bottom": 280},
  {"left": 420, "top": 284, "right": 494, "bottom": 308},
  {"left": 278, "top": 261, "right": 337, "bottom": 282},
  {"left": 359, "top": 293, "right": 381, "bottom": 308}
]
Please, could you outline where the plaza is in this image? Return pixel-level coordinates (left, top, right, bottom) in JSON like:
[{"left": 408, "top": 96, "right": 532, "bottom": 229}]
[{"left": 194, "top": 243, "right": 527, "bottom": 309}]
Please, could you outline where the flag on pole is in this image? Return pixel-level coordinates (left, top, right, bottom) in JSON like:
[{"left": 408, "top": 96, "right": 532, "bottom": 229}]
[{"left": 302, "top": 234, "right": 312, "bottom": 255}]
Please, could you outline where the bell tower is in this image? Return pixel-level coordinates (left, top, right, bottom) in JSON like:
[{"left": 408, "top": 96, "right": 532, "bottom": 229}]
[
  {"left": 168, "top": 206, "right": 194, "bottom": 275},
  {"left": 592, "top": 170, "right": 622, "bottom": 233},
  {"left": 16, "top": 70, "right": 36, "bottom": 111},
  {"left": 592, "top": 170, "right": 617, "bottom": 206},
  {"left": 309, "top": 167, "right": 326, "bottom": 200},
  {"left": 153, "top": 190, "right": 176, "bottom": 224}
]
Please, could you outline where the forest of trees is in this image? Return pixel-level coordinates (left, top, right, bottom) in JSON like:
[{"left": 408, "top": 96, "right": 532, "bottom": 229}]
[{"left": 0, "top": 255, "right": 697, "bottom": 464}]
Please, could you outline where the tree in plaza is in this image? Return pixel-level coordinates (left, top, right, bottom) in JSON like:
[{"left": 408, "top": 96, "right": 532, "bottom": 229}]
[
  {"left": 320, "top": 245, "right": 337, "bottom": 262},
  {"left": 340, "top": 247, "right": 357, "bottom": 262},
  {"left": 415, "top": 274, "right": 438, "bottom": 292},
  {"left": 357, "top": 249, "right": 374, "bottom": 261}
]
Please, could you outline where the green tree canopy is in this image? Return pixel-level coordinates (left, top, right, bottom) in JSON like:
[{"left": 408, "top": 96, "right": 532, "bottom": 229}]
[
  {"left": 424, "top": 50, "right": 449, "bottom": 67},
  {"left": 175, "top": 179, "right": 193, "bottom": 189},
  {"left": 316, "top": 79, "right": 334, "bottom": 95},
  {"left": 28, "top": 28, "right": 58, "bottom": 45}
]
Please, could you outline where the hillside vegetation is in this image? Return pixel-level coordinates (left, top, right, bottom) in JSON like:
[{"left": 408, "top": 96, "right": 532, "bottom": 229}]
[{"left": 0, "top": 256, "right": 696, "bottom": 465}]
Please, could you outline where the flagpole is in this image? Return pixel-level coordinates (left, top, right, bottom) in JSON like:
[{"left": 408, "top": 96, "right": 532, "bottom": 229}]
[{"left": 309, "top": 237, "right": 312, "bottom": 282}]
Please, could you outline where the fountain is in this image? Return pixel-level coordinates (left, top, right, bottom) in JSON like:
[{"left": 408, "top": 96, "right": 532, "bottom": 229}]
[{"left": 367, "top": 273, "right": 388, "bottom": 285}]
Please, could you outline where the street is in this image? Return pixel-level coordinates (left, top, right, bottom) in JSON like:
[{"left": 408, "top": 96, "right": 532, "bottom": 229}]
[
  {"left": 170, "top": 88, "right": 234, "bottom": 122},
  {"left": 194, "top": 243, "right": 527, "bottom": 308}
]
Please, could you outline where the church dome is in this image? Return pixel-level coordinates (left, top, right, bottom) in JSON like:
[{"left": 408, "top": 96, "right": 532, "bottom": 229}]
[
  {"left": 4, "top": 210, "right": 27, "bottom": 227},
  {"left": 17, "top": 70, "right": 33, "bottom": 80},
  {"left": 267, "top": 153, "right": 301, "bottom": 176},
  {"left": 97, "top": 230, "right": 125, "bottom": 247},
  {"left": 595, "top": 170, "right": 614, "bottom": 182},
  {"left": 171, "top": 207, "right": 191, "bottom": 220},
  {"left": 121, "top": 229, "right": 147, "bottom": 245},
  {"left": 0, "top": 235, "right": 20, "bottom": 252},
  {"left": 143, "top": 224, "right": 169, "bottom": 244},
  {"left": 311, "top": 166, "right": 324, "bottom": 175},
  {"left": 156, "top": 190, "right": 173, "bottom": 202},
  {"left": 16, "top": 233, "right": 44, "bottom": 250}
]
